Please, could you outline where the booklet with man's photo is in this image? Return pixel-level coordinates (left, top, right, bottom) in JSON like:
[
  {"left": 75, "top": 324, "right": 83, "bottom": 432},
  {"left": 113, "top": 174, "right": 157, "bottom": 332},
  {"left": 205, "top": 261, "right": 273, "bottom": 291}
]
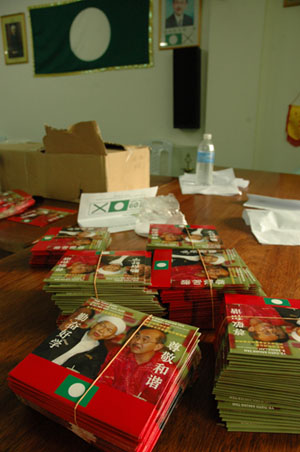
[
  {"left": 44, "top": 250, "right": 153, "bottom": 285},
  {"left": 219, "top": 293, "right": 300, "bottom": 360},
  {"left": 151, "top": 248, "right": 259, "bottom": 290},
  {"left": 213, "top": 293, "right": 300, "bottom": 433},
  {"left": 30, "top": 226, "right": 111, "bottom": 267},
  {"left": 8, "top": 206, "right": 77, "bottom": 227},
  {"left": 8, "top": 297, "right": 201, "bottom": 451},
  {"left": 147, "top": 224, "right": 224, "bottom": 250}
]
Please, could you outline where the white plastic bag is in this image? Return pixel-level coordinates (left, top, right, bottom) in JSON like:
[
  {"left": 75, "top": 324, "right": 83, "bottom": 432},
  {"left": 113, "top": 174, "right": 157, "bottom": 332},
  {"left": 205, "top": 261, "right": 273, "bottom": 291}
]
[{"left": 134, "top": 194, "right": 186, "bottom": 237}]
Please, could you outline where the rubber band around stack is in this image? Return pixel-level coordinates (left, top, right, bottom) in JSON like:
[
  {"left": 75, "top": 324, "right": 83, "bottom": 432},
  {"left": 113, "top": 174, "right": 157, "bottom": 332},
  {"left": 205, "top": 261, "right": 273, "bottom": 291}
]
[
  {"left": 93, "top": 252, "right": 103, "bottom": 299},
  {"left": 184, "top": 227, "right": 215, "bottom": 329},
  {"left": 73, "top": 314, "right": 153, "bottom": 425}
]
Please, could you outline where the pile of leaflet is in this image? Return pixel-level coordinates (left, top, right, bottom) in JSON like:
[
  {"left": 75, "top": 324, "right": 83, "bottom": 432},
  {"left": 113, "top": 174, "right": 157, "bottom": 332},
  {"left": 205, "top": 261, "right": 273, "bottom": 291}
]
[
  {"left": 214, "top": 293, "right": 300, "bottom": 433},
  {"left": 151, "top": 249, "right": 264, "bottom": 330},
  {"left": 30, "top": 226, "right": 111, "bottom": 267},
  {"left": 8, "top": 297, "right": 201, "bottom": 451},
  {"left": 43, "top": 250, "right": 165, "bottom": 318}
]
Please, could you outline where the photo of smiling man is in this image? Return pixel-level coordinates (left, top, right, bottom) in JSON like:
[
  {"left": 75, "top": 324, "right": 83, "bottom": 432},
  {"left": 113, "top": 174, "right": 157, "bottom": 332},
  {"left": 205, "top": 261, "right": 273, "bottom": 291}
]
[{"left": 99, "top": 326, "right": 178, "bottom": 404}]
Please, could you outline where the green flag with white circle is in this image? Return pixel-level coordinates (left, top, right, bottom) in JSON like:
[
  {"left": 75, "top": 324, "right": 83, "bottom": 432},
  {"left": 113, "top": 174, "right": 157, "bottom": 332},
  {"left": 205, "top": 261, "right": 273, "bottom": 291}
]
[
  {"left": 55, "top": 374, "right": 98, "bottom": 407},
  {"left": 166, "top": 33, "right": 182, "bottom": 47},
  {"left": 264, "top": 298, "right": 291, "bottom": 307},
  {"left": 154, "top": 260, "right": 169, "bottom": 270},
  {"left": 29, "top": 0, "right": 152, "bottom": 76}
]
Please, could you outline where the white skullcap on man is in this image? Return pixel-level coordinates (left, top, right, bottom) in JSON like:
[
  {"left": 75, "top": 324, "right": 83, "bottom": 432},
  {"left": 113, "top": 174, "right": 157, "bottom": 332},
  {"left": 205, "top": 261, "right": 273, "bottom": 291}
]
[{"left": 96, "top": 315, "right": 126, "bottom": 336}]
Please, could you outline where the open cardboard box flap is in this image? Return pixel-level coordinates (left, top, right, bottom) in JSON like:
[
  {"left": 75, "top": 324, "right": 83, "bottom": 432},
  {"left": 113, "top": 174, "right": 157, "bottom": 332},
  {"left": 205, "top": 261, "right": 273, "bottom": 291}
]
[
  {"left": 43, "top": 120, "right": 110, "bottom": 155},
  {"left": 0, "top": 121, "right": 150, "bottom": 201}
]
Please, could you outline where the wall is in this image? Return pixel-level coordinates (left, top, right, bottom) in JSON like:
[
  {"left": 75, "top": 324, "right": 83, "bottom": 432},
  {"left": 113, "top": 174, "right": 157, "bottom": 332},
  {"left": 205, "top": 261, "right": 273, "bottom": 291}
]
[
  {"left": 254, "top": 0, "right": 300, "bottom": 174},
  {"left": 205, "top": 0, "right": 266, "bottom": 170},
  {"left": 0, "top": 0, "right": 206, "bottom": 149},
  {"left": 205, "top": 0, "right": 300, "bottom": 174},
  {"left": 0, "top": 0, "right": 300, "bottom": 176}
]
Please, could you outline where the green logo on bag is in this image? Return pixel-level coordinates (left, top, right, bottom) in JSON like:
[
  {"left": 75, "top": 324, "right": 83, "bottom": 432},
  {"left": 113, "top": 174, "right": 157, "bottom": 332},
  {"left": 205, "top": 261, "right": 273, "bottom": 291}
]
[
  {"left": 264, "top": 298, "right": 291, "bottom": 307},
  {"left": 109, "top": 200, "right": 130, "bottom": 212},
  {"left": 55, "top": 375, "right": 98, "bottom": 407}
]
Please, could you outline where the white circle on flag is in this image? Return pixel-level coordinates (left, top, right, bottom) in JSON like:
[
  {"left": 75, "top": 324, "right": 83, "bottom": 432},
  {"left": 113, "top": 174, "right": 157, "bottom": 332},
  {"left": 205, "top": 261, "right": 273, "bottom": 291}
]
[
  {"left": 113, "top": 202, "right": 125, "bottom": 211},
  {"left": 169, "top": 34, "right": 179, "bottom": 46},
  {"left": 69, "top": 7, "right": 111, "bottom": 62},
  {"left": 68, "top": 382, "right": 86, "bottom": 398},
  {"left": 269, "top": 298, "right": 284, "bottom": 305},
  {"left": 157, "top": 262, "right": 167, "bottom": 268}
]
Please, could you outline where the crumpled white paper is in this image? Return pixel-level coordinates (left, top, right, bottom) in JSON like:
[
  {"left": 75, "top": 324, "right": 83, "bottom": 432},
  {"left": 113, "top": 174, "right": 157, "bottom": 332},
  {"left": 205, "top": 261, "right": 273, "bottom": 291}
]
[
  {"left": 179, "top": 168, "right": 249, "bottom": 195},
  {"left": 243, "top": 194, "right": 300, "bottom": 245}
]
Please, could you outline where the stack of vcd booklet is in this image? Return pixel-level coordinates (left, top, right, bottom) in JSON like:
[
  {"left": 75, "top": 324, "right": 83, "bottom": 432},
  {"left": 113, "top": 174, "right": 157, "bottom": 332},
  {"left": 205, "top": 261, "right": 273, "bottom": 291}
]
[{"left": 8, "top": 297, "right": 201, "bottom": 452}]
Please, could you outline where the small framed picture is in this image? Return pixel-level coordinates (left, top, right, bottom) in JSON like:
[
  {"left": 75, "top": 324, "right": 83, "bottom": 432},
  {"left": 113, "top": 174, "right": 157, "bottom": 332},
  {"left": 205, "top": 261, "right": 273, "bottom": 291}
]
[
  {"left": 1, "top": 13, "right": 28, "bottom": 64},
  {"left": 159, "top": 0, "right": 201, "bottom": 50}
]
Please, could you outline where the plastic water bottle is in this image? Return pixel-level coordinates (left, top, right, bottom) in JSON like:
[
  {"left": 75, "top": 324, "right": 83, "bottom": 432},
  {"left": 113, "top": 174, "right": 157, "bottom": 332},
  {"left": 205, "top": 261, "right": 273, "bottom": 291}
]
[{"left": 196, "top": 133, "right": 215, "bottom": 185}]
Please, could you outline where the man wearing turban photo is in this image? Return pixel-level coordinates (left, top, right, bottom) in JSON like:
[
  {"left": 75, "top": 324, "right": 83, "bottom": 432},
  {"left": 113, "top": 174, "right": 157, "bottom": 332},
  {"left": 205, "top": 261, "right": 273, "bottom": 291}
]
[{"left": 33, "top": 315, "right": 126, "bottom": 380}]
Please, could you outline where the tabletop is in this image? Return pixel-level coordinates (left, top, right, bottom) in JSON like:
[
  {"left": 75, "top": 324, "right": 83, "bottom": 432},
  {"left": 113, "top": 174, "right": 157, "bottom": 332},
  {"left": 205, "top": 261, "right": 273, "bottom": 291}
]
[
  {"left": 1, "top": 168, "right": 300, "bottom": 452},
  {"left": 0, "top": 176, "right": 173, "bottom": 254}
]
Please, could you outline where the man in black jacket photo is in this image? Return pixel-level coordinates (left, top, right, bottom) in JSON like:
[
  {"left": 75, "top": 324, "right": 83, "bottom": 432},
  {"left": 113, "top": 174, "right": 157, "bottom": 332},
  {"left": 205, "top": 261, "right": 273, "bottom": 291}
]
[
  {"left": 33, "top": 315, "right": 126, "bottom": 380},
  {"left": 166, "top": 0, "right": 193, "bottom": 28}
]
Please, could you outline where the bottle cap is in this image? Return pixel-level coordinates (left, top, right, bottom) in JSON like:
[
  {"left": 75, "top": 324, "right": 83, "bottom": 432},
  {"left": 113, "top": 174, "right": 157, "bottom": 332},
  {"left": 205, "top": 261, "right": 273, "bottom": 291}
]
[{"left": 203, "top": 133, "right": 212, "bottom": 140}]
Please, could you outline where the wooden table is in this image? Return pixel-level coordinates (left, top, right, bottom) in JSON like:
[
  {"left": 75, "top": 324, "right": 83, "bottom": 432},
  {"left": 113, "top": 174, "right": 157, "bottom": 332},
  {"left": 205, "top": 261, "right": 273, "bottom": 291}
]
[
  {"left": 0, "top": 176, "right": 172, "bottom": 254},
  {"left": 1, "top": 169, "right": 300, "bottom": 452},
  {"left": 0, "top": 198, "right": 78, "bottom": 254}
]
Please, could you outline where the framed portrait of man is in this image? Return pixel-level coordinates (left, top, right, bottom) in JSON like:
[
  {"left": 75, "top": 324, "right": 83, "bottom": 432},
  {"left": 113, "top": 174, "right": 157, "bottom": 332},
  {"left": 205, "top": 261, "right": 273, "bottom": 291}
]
[
  {"left": 1, "top": 12, "right": 28, "bottom": 64},
  {"left": 159, "top": 0, "right": 201, "bottom": 50}
]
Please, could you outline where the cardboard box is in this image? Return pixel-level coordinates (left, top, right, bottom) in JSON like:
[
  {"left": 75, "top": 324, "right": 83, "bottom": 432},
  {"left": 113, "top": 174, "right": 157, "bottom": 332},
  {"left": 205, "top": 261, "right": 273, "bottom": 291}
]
[{"left": 0, "top": 121, "right": 150, "bottom": 202}]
